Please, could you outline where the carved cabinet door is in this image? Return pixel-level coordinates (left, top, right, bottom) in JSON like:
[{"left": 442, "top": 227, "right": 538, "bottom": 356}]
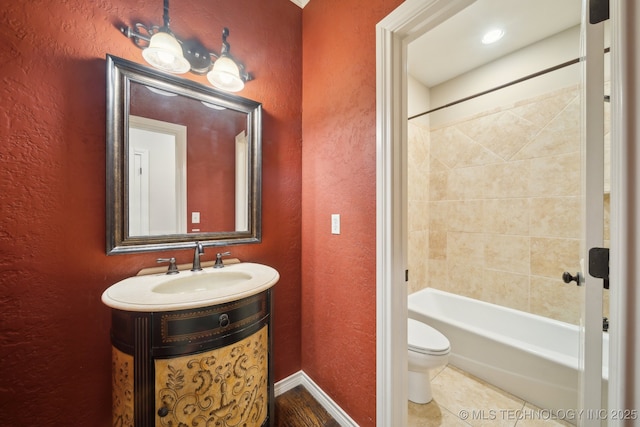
[{"left": 155, "top": 326, "right": 269, "bottom": 427}]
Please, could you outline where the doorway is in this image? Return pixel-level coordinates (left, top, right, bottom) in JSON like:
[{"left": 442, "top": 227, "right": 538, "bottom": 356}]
[
  {"left": 376, "top": 0, "right": 633, "bottom": 425},
  {"left": 128, "top": 115, "right": 187, "bottom": 236}
]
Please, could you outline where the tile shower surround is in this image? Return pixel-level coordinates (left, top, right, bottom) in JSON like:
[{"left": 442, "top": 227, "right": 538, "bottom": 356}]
[{"left": 408, "top": 85, "right": 611, "bottom": 325}]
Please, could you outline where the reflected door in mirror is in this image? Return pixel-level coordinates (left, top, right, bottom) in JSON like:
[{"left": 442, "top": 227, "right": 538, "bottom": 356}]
[{"left": 128, "top": 117, "right": 187, "bottom": 236}]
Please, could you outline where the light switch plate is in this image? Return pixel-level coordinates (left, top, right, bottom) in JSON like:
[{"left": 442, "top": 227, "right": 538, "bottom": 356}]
[{"left": 331, "top": 214, "right": 340, "bottom": 234}]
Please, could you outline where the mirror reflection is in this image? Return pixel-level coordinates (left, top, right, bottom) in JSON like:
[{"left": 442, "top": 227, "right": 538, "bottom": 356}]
[
  {"left": 128, "top": 82, "right": 249, "bottom": 236},
  {"left": 106, "top": 55, "right": 262, "bottom": 254}
]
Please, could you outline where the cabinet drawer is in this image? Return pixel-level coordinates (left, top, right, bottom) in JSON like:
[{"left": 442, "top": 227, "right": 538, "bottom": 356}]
[
  {"left": 153, "top": 292, "right": 268, "bottom": 356},
  {"left": 110, "top": 291, "right": 268, "bottom": 356}
]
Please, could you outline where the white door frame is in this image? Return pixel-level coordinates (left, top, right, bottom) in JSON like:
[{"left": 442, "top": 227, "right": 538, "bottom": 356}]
[
  {"left": 235, "top": 130, "right": 248, "bottom": 232},
  {"left": 608, "top": 0, "right": 640, "bottom": 420},
  {"left": 376, "top": 0, "right": 636, "bottom": 424},
  {"left": 130, "top": 148, "right": 150, "bottom": 235},
  {"left": 375, "top": 1, "right": 475, "bottom": 425},
  {"left": 581, "top": 3, "right": 605, "bottom": 421}
]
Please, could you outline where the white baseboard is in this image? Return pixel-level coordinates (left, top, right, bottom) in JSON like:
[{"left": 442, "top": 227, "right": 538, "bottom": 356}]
[{"left": 275, "top": 371, "right": 359, "bottom": 427}]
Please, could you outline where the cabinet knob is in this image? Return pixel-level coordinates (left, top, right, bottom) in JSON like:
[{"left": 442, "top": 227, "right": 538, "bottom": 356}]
[
  {"left": 219, "top": 313, "right": 230, "bottom": 328},
  {"left": 158, "top": 406, "right": 169, "bottom": 417}
]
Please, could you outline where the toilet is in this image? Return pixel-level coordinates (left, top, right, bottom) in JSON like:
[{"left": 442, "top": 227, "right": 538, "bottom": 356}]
[{"left": 407, "top": 318, "right": 450, "bottom": 404}]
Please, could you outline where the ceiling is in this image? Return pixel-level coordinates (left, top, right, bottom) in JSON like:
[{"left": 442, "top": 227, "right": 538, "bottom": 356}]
[
  {"left": 289, "top": 0, "right": 581, "bottom": 87},
  {"left": 408, "top": 0, "right": 582, "bottom": 88}
]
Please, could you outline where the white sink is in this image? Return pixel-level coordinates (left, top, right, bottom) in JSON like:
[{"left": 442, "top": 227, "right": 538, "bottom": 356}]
[
  {"left": 152, "top": 271, "right": 253, "bottom": 294},
  {"left": 102, "top": 262, "right": 279, "bottom": 312}
]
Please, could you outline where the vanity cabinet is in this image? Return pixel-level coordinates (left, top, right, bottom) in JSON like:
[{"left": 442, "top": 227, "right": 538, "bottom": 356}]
[{"left": 109, "top": 290, "right": 273, "bottom": 427}]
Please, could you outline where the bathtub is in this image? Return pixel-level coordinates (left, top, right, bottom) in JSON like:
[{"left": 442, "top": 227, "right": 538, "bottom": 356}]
[{"left": 408, "top": 288, "right": 608, "bottom": 412}]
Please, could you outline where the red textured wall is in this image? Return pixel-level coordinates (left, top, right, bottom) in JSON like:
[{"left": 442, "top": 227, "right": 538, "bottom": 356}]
[
  {"left": 301, "top": 0, "right": 403, "bottom": 425},
  {"left": 0, "top": 1, "right": 301, "bottom": 425}
]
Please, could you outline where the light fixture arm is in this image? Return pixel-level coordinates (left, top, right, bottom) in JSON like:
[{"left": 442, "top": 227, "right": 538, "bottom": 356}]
[
  {"left": 221, "top": 27, "right": 231, "bottom": 55},
  {"left": 120, "top": 0, "right": 171, "bottom": 45},
  {"left": 210, "top": 27, "right": 251, "bottom": 83},
  {"left": 162, "top": 0, "right": 171, "bottom": 30},
  {"left": 120, "top": 24, "right": 150, "bottom": 48}
]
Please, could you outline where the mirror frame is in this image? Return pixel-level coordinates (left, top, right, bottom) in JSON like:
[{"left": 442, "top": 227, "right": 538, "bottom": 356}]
[{"left": 106, "top": 55, "right": 262, "bottom": 254}]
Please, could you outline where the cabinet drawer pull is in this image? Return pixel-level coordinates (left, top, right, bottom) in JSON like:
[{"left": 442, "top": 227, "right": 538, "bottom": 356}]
[
  {"left": 219, "top": 313, "right": 230, "bottom": 328},
  {"left": 158, "top": 406, "right": 169, "bottom": 417}
]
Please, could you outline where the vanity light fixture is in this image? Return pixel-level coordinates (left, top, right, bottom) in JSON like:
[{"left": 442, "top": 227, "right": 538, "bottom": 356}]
[
  {"left": 481, "top": 28, "right": 505, "bottom": 45},
  {"left": 206, "top": 29, "right": 246, "bottom": 93},
  {"left": 119, "top": 0, "right": 251, "bottom": 92}
]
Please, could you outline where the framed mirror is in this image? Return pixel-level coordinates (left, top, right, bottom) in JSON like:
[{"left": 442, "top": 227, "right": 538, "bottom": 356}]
[{"left": 106, "top": 55, "right": 262, "bottom": 254}]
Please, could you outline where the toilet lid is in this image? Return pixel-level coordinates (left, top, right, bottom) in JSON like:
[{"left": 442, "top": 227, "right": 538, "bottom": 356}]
[{"left": 408, "top": 318, "right": 450, "bottom": 355}]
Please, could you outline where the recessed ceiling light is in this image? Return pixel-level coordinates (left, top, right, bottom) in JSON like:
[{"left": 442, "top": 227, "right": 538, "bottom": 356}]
[{"left": 482, "top": 28, "right": 505, "bottom": 45}]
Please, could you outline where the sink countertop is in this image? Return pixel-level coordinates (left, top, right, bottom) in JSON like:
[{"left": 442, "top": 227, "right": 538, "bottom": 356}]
[{"left": 102, "top": 262, "right": 279, "bottom": 312}]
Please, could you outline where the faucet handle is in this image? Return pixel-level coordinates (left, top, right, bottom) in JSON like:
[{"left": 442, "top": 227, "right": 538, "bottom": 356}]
[
  {"left": 157, "top": 257, "right": 179, "bottom": 275},
  {"left": 214, "top": 251, "right": 231, "bottom": 268}
]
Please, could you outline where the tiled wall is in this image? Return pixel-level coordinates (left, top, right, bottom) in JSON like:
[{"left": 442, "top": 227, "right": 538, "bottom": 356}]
[{"left": 408, "top": 85, "right": 610, "bottom": 325}]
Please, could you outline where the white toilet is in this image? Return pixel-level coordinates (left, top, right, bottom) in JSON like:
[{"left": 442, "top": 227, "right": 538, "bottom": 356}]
[{"left": 407, "top": 318, "right": 450, "bottom": 404}]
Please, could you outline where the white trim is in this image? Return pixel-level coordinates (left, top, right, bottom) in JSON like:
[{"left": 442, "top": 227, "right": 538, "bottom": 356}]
[
  {"left": 274, "top": 370, "right": 305, "bottom": 395},
  {"left": 235, "top": 131, "right": 248, "bottom": 231},
  {"left": 275, "top": 371, "right": 359, "bottom": 426},
  {"left": 376, "top": 1, "right": 476, "bottom": 425},
  {"left": 579, "top": 3, "right": 606, "bottom": 420},
  {"left": 578, "top": 1, "right": 604, "bottom": 427},
  {"left": 377, "top": 1, "right": 634, "bottom": 425},
  {"left": 289, "top": 0, "right": 310, "bottom": 8},
  {"left": 608, "top": 0, "right": 639, "bottom": 420}
]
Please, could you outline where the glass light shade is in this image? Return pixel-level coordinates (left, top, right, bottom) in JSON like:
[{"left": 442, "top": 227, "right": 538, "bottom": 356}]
[
  {"left": 142, "top": 31, "right": 191, "bottom": 74},
  {"left": 207, "top": 56, "right": 244, "bottom": 92}
]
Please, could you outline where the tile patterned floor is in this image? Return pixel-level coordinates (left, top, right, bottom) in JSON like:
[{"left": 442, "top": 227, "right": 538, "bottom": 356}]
[{"left": 408, "top": 365, "right": 574, "bottom": 427}]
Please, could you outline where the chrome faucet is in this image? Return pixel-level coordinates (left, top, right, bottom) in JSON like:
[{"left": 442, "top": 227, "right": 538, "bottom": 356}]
[
  {"left": 191, "top": 242, "right": 205, "bottom": 271},
  {"left": 214, "top": 251, "right": 231, "bottom": 268}
]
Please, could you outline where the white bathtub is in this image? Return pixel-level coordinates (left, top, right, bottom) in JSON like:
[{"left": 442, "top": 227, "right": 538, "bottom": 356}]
[{"left": 408, "top": 288, "right": 608, "bottom": 412}]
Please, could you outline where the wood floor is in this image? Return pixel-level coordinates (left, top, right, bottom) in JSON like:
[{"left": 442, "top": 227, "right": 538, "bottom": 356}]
[{"left": 275, "top": 385, "right": 341, "bottom": 427}]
